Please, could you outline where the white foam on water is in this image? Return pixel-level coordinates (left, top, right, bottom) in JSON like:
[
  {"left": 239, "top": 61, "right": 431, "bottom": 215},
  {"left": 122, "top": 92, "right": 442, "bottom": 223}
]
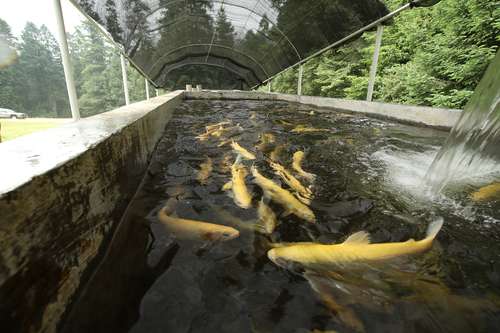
[{"left": 371, "top": 147, "right": 500, "bottom": 223}]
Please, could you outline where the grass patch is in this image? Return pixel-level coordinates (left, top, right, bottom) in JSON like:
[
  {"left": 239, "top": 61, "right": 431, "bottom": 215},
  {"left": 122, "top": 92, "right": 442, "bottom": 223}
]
[{"left": 0, "top": 118, "right": 70, "bottom": 142}]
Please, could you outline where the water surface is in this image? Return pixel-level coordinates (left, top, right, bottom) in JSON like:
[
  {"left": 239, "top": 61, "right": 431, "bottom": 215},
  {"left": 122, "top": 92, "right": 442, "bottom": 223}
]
[{"left": 64, "top": 100, "right": 500, "bottom": 333}]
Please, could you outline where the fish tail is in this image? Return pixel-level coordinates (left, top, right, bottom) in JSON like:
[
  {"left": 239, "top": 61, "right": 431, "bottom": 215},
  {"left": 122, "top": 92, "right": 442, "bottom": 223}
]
[
  {"left": 162, "top": 198, "right": 178, "bottom": 215},
  {"left": 425, "top": 217, "right": 444, "bottom": 241}
]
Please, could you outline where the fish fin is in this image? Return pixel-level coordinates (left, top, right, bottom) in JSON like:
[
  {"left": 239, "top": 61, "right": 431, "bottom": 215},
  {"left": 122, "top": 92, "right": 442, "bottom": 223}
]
[
  {"left": 261, "top": 195, "right": 271, "bottom": 205},
  {"left": 235, "top": 154, "right": 243, "bottom": 165},
  {"left": 281, "top": 209, "right": 293, "bottom": 217},
  {"left": 222, "top": 181, "right": 233, "bottom": 191},
  {"left": 425, "top": 217, "right": 444, "bottom": 241},
  {"left": 343, "top": 231, "right": 371, "bottom": 245}
]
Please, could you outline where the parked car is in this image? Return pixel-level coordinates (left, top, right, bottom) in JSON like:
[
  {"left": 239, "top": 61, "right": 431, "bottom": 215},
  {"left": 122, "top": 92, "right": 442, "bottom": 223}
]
[{"left": 0, "top": 108, "right": 27, "bottom": 119}]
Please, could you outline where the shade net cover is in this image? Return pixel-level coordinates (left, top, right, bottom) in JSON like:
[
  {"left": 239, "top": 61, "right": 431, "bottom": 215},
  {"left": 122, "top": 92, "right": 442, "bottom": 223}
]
[{"left": 73, "top": 0, "right": 389, "bottom": 89}]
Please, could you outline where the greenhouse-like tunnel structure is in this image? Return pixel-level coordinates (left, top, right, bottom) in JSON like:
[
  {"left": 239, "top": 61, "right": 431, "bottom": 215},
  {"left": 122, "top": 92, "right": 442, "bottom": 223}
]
[{"left": 1, "top": 0, "right": 500, "bottom": 332}]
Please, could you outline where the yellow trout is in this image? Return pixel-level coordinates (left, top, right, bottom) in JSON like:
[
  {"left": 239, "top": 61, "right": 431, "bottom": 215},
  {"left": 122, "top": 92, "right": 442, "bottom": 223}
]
[
  {"left": 471, "top": 182, "right": 500, "bottom": 202},
  {"left": 292, "top": 151, "right": 316, "bottom": 182},
  {"left": 270, "top": 144, "right": 287, "bottom": 162},
  {"left": 251, "top": 166, "right": 315, "bottom": 223},
  {"left": 158, "top": 201, "right": 240, "bottom": 241},
  {"left": 205, "top": 121, "right": 231, "bottom": 132},
  {"left": 231, "top": 141, "right": 256, "bottom": 160},
  {"left": 257, "top": 133, "right": 276, "bottom": 152},
  {"left": 291, "top": 125, "right": 329, "bottom": 133},
  {"left": 267, "top": 218, "right": 443, "bottom": 269},
  {"left": 269, "top": 160, "right": 313, "bottom": 204},
  {"left": 257, "top": 198, "right": 278, "bottom": 234},
  {"left": 305, "top": 272, "right": 365, "bottom": 332},
  {"left": 219, "top": 153, "right": 232, "bottom": 174},
  {"left": 209, "top": 204, "right": 267, "bottom": 234},
  {"left": 197, "top": 157, "right": 213, "bottom": 185},
  {"left": 223, "top": 161, "right": 253, "bottom": 209}
]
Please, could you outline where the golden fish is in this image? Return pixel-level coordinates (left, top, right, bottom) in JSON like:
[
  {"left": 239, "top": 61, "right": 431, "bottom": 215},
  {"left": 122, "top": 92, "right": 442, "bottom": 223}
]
[
  {"left": 219, "top": 153, "right": 232, "bottom": 174},
  {"left": 231, "top": 141, "right": 256, "bottom": 160},
  {"left": 291, "top": 125, "right": 329, "bottom": 133},
  {"left": 251, "top": 166, "right": 315, "bottom": 223},
  {"left": 306, "top": 272, "right": 364, "bottom": 332},
  {"left": 197, "top": 157, "right": 213, "bottom": 185},
  {"left": 257, "top": 133, "right": 276, "bottom": 152},
  {"left": 257, "top": 198, "right": 278, "bottom": 234},
  {"left": 270, "top": 144, "right": 287, "bottom": 162},
  {"left": 267, "top": 218, "right": 443, "bottom": 269},
  {"left": 223, "top": 161, "right": 253, "bottom": 209},
  {"left": 269, "top": 160, "right": 313, "bottom": 204},
  {"left": 471, "top": 182, "right": 500, "bottom": 202},
  {"left": 205, "top": 121, "right": 231, "bottom": 132},
  {"left": 292, "top": 151, "right": 316, "bottom": 182},
  {"left": 158, "top": 200, "right": 240, "bottom": 241},
  {"left": 209, "top": 204, "right": 267, "bottom": 234}
]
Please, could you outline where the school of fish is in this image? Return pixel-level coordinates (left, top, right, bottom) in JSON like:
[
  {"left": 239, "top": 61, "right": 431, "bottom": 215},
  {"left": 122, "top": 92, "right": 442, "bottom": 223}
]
[{"left": 155, "top": 117, "right": 448, "bottom": 331}]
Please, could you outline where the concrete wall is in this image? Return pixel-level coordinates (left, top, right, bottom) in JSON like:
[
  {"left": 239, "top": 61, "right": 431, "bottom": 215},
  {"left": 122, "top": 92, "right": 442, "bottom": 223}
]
[
  {"left": 0, "top": 91, "right": 183, "bottom": 333},
  {"left": 186, "top": 90, "right": 462, "bottom": 130}
]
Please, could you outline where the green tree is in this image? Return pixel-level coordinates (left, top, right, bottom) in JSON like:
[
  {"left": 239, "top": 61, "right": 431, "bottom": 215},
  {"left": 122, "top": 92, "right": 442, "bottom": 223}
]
[
  {"left": 105, "top": 0, "right": 123, "bottom": 43},
  {"left": 0, "top": 18, "right": 22, "bottom": 111}
]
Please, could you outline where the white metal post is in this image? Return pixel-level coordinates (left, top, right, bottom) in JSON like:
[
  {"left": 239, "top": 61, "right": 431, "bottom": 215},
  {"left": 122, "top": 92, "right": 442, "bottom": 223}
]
[
  {"left": 120, "top": 54, "right": 130, "bottom": 105},
  {"left": 297, "top": 65, "right": 304, "bottom": 96},
  {"left": 145, "top": 79, "right": 150, "bottom": 100},
  {"left": 267, "top": 80, "right": 271, "bottom": 93},
  {"left": 155, "top": 89, "right": 159, "bottom": 97},
  {"left": 367, "top": 24, "right": 384, "bottom": 102},
  {"left": 53, "top": 0, "right": 80, "bottom": 121}
]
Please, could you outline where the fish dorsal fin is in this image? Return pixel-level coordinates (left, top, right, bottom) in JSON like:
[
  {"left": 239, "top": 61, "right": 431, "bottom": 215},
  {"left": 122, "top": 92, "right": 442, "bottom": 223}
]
[{"left": 343, "top": 231, "right": 371, "bottom": 245}]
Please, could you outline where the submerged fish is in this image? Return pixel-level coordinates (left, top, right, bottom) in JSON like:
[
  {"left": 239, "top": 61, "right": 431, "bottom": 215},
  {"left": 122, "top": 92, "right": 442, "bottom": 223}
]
[
  {"left": 269, "top": 160, "right": 313, "bottom": 204},
  {"left": 205, "top": 121, "right": 231, "bottom": 132},
  {"left": 219, "top": 153, "right": 233, "bottom": 174},
  {"left": 197, "top": 157, "right": 213, "bottom": 185},
  {"left": 291, "top": 125, "right": 329, "bottom": 133},
  {"left": 270, "top": 144, "right": 287, "bottom": 162},
  {"left": 223, "top": 160, "right": 253, "bottom": 209},
  {"left": 471, "top": 182, "right": 500, "bottom": 202},
  {"left": 251, "top": 166, "right": 315, "bottom": 223},
  {"left": 209, "top": 204, "right": 267, "bottom": 234},
  {"left": 268, "top": 218, "right": 443, "bottom": 270},
  {"left": 257, "top": 198, "right": 278, "bottom": 234},
  {"left": 305, "top": 272, "right": 365, "bottom": 332},
  {"left": 231, "top": 141, "right": 256, "bottom": 160},
  {"left": 256, "top": 133, "right": 276, "bottom": 152},
  {"left": 158, "top": 200, "right": 240, "bottom": 241},
  {"left": 292, "top": 151, "right": 316, "bottom": 182}
]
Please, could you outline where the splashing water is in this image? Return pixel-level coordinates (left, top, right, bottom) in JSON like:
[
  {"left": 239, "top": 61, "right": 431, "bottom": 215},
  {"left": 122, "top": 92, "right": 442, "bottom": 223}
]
[{"left": 425, "top": 51, "right": 500, "bottom": 195}]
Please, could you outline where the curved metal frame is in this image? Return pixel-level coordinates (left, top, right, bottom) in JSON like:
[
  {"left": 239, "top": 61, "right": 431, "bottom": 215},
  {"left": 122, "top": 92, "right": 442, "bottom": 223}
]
[
  {"left": 151, "top": 52, "right": 261, "bottom": 85},
  {"left": 145, "top": 13, "right": 291, "bottom": 73},
  {"left": 149, "top": 43, "right": 270, "bottom": 79},
  {"left": 157, "top": 61, "right": 252, "bottom": 87},
  {"left": 137, "top": 0, "right": 302, "bottom": 62}
]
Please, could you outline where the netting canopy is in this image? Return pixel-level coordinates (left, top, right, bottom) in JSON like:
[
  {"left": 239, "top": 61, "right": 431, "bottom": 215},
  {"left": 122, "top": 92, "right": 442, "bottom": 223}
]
[{"left": 73, "top": 0, "right": 389, "bottom": 89}]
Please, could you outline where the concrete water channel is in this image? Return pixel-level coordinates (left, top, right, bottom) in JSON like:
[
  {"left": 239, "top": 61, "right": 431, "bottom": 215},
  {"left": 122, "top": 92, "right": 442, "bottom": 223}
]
[{"left": 0, "top": 91, "right": 465, "bottom": 332}]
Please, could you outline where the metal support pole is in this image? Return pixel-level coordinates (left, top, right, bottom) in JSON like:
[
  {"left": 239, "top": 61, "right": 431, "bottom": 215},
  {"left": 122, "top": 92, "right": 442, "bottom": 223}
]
[
  {"left": 145, "top": 79, "right": 150, "bottom": 100},
  {"left": 367, "top": 24, "right": 384, "bottom": 102},
  {"left": 297, "top": 65, "right": 304, "bottom": 96},
  {"left": 120, "top": 54, "right": 130, "bottom": 105},
  {"left": 155, "top": 89, "right": 159, "bottom": 97},
  {"left": 53, "top": 0, "right": 80, "bottom": 121},
  {"left": 267, "top": 80, "right": 271, "bottom": 93}
]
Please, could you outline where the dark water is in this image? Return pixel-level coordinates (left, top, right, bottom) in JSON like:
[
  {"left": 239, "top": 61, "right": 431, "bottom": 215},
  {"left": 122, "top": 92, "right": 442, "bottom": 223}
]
[{"left": 63, "top": 100, "right": 500, "bottom": 333}]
